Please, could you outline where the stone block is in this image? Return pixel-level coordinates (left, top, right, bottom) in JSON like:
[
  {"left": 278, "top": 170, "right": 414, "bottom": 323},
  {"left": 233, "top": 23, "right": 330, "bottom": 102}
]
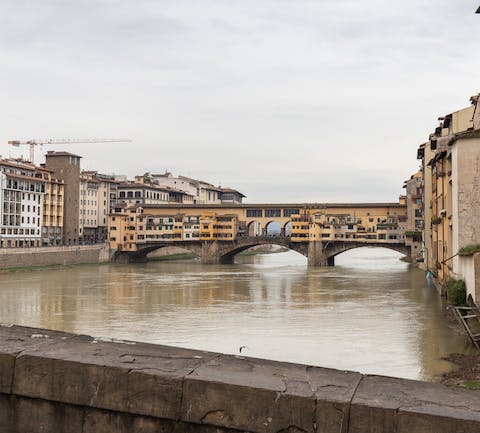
[
  {"left": 83, "top": 407, "right": 173, "bottom": 433},
  {"left": 182, "top": 355, "right": 362, "bottom": 433},
  {"left": 0, "top": 324, "right": 73, "bottom": 394},
  {"left": 13, "top": 332, "right": 218, "bottom": 419},
  {"left": 306, "top": 366, "right": 362, "bottom": 433},
  {"left": 397, "top": 411, "right": 480, "bottom": 433},
  {"left": 0, "top": 393, "right": 13, "bottom": 433},
  {"left": 15, "top": 396, "right": 84, "bottom": 433},
  {"left": 350, "top": 375, "right": 480, "bottom": 433}
]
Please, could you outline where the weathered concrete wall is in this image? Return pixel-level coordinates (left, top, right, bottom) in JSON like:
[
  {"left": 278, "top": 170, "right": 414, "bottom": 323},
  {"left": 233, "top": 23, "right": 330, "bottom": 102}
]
[
  {"left": 0, "top": 324, "right": 479, "bottom": 433},
  {"left": 0, "top": 244, "right": 110, "bottom": 269},
  {"left": 455, "top": 252, "right": 480, "bottom": 304},
  {"left": 457, "top": 255, "right": 475, "bottom": 301},
  {"left": 456, "top": 137, "right": 480, "bottom": 250}
]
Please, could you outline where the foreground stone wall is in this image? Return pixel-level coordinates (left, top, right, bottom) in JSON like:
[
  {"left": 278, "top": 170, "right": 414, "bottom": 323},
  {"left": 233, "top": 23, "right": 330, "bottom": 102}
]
[
  {"left": 0, "top": 244, "right": 110, "bottom": 269},
  {"left": 0, "top": 324, "right": 479, "bottom": 433}
]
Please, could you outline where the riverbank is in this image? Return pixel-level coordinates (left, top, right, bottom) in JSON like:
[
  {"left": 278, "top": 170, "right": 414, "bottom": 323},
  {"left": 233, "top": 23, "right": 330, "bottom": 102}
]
[
  {"left": 0, "top": 244, "right": 110, "bottom": 270},
  {"left": 0, "top": 261, "right": 111, "bottom": 274},
  {"left": 440, "top": 353, "right": 480, "bottom": 389},
  {"left": 438, "top": 304, "right": 480, "bottom": 388}
]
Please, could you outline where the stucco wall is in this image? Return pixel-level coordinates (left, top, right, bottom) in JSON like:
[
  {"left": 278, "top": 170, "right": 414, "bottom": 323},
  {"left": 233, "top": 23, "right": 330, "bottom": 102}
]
[
  {"left": 457, "top": 255, "right": 475, "bottom": 301},
  {"left": 456, "top": 137, "right": 480, "bottom": 249}
]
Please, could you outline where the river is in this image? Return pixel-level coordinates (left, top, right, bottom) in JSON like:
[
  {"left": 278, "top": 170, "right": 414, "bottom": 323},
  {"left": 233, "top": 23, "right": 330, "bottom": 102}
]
[{"left": 0, "top": 247, "right": 474, "bottom": 381}]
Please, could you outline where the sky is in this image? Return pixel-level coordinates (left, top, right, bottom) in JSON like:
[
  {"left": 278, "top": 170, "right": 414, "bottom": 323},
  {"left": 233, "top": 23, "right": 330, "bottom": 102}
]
[{"left": 0, "top": 0, "right": 479, "bottom": 203}]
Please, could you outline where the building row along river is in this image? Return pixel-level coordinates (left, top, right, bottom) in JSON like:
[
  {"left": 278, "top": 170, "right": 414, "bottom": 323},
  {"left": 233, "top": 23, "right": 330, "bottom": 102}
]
[{"left": 2, "top": 92, "right": 480, "bottom": 308}]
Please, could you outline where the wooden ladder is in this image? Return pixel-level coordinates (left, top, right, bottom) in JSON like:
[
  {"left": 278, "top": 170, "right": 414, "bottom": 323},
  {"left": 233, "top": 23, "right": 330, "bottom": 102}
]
[{"left": 453, "top": 306, "right": 480, "bottom": 348}]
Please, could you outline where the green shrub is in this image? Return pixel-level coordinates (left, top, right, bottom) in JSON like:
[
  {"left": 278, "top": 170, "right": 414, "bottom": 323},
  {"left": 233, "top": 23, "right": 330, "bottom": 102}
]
[
  {"left": 446, "top": 278, "right": 467, "bottom": 306},
  {"left": 464, "top": 380, "right": 480, "bottom": 390},
  {"left": 458, "top": 244, "right": 480, "bottom": 256}
]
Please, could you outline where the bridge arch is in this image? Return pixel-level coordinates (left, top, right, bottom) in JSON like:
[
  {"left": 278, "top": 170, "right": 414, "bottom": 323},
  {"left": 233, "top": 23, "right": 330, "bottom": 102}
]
[
  {"left": 145, "top": 245, "right": 201, "bottom": 260},
  {"left": 218, "top": 237, "right": 307, "bottom": 264},
  {"left": 322, "top": 242, "right": 411, "bottom": 266},
  {"left": 113, "top": 242, "right": 204, "bottom": 263},
  {"left": 247, "top": 221, "right": 262, "bottom": 237},
  {"left": 265, "top": 220, "right": 282, "bottom": 236}
]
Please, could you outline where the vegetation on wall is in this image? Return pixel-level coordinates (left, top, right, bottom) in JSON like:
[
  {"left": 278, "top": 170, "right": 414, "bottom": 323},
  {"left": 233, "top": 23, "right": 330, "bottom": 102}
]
[
  {"left": 405, "top": 230, "right": 422, "bottom": 237},
  {"left": 431, "top": 216, "right": 442, "bottom": 225},
  {"left": 446, "top": 278, "right": 467, "bottom": 307},
  {"left": 458, "top": 244, "right": 480, "bottom": 256}
]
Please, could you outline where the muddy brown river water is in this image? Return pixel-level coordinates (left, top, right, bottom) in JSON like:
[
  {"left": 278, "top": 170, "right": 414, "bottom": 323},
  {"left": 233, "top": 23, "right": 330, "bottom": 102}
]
[{"left": 0, "top": 247, "right": 474, "bottom": 381}]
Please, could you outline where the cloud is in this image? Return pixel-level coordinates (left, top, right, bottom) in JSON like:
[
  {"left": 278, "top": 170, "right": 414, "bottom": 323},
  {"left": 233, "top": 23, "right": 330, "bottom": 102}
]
[{"left": 0, "top": 0, "right": 478, "bottom": 202}]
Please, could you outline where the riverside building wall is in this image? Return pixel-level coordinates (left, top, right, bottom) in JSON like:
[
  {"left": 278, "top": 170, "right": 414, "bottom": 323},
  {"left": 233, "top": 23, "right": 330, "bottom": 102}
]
[
  {"left": 417, "top": 93, "right": 480, "bottom": 302},
  {"left": 45, "top": 151, "right": 81, "bottom": 246}
]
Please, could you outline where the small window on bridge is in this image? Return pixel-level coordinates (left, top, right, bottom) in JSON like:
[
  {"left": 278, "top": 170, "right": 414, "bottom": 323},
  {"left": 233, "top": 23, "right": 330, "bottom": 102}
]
[
  {"left": 265, "top": 209, "right": 281, "bottom": 217},
  {"left": 283, "top": 209, "right": 300, "bottom": 217},
  {"left": 247, "top": 209, "right": 262, "bottom": 217}
]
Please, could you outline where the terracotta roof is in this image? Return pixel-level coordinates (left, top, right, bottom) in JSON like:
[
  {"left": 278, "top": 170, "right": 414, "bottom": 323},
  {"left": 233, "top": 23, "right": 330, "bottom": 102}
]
[
  {"left": 3, "top": 172, "right": 47, "bottom": 183},
  {"left": 0, "top": 159, "right": 37, "bottom": 171}
]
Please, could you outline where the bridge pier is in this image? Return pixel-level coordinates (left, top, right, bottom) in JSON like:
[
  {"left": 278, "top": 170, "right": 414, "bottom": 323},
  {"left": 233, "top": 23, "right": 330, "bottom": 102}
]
[
  {"left": 307, "top": 241, "right": 332, "bottom": 267},
  {"left": 200, "top": 241, "right": 221, "bottom": 265}
]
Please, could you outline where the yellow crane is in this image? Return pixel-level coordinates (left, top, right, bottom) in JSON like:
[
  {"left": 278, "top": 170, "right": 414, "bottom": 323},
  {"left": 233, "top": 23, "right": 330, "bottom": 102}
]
[{"left": 8, "top": 138, "right": 132, "bottom": 162}]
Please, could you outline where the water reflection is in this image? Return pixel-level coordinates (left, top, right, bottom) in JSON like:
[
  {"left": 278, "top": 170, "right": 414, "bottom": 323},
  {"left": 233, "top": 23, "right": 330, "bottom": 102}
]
[{"left": 0, "top": 247, "right": 473, "bottom": 381}]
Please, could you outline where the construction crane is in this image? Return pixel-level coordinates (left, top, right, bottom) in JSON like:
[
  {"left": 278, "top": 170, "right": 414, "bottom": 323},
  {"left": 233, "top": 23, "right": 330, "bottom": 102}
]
[{"left": 8, "top": 138, "right": 132, "bottom": 162}]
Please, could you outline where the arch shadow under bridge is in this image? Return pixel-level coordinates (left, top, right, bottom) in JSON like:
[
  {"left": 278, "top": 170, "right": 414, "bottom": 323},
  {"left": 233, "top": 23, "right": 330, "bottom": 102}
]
[{"left": 112, "top": 237, "right": 411, "bottom": 266}]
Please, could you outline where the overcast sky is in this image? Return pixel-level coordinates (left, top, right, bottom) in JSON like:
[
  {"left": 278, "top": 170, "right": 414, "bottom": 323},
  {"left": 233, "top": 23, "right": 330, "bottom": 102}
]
[{"left": 0, "top": 0, "right": 478, "bottom": 202}]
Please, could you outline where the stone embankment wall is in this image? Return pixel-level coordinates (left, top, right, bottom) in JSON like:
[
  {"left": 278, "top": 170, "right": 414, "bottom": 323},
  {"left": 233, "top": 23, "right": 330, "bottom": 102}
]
[
  {"left": 0, "top": 324, "right": 479, "bottom": 433},
  {"left": 0, "top": 244, "right": 110, "bottom": 269}
]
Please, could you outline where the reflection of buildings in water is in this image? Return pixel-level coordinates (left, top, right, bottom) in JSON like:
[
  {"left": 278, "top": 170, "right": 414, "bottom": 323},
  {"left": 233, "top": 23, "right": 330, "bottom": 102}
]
[
  {"left": 0, "top": 250, "right": 474, "bottom": 381},
  {"left": 0, "top": 283, "right": 41, "bottom": 326},
  {"left": 37, "top": 266, "right": 110, "bottom": 333}
]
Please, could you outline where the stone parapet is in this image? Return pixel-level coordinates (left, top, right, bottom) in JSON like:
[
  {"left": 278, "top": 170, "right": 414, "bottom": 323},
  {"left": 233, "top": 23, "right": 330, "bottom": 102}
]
[{"left": 0, "top": 324, "right": 479, "bottom": 433}]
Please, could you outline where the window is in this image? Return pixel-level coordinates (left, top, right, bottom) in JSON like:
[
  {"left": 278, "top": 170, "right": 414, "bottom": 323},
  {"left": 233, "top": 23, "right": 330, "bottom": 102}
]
[
  {"left": 246, "top": 209, "right": 262, "bottom": 218},
  {"left": 265, "top": 209, "right": 281, "bottom": 218},
  {"left": 283, "top": 209, "right": 299, "bottom": 217}
]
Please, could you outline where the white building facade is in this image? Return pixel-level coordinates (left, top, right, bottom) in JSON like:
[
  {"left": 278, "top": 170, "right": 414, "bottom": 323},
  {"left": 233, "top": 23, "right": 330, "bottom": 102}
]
[{"left": 0, "top": 160, "right": 45, "bottom": 247}]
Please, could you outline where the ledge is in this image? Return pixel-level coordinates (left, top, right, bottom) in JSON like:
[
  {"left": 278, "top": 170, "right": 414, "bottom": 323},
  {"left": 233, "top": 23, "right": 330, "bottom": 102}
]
[{"left": 1, "top": 324, "right": 480, "bottom": 433}]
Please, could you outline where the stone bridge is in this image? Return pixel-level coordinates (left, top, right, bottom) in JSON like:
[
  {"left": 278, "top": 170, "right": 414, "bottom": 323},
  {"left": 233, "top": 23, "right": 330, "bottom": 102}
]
[
  {"left": 1, "top": 324, "right": 479, "bottom": 433},
  {"left": 113, "top": 236, "right": 411, "bottom": 266}
]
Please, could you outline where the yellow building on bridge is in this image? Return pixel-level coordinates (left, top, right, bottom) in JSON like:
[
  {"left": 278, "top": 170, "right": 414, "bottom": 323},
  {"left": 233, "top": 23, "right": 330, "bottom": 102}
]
[{"left": 108, "top": 202, "right": 407, "bottom": 255}]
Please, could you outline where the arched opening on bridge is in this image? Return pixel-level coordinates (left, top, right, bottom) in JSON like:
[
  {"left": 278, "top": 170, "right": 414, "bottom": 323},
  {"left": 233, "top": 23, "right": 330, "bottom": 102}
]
[
  {"left": 333, "top": 247, "right": 408, "bottom": 270},
  {"left": 247, "top": 221, "right": 262, "bottom": 237},
  {"left": 265, "top": 221, "right": 281, "bottom": 236},
  {"left": 220, "top": 243, "right": 307, "bottom": 265},
  {"left": 284, "top": 221, "right": 291, "bottom": 237},
  {"left": 145, "top": 245, "right": 199, "bottom": 261}
]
